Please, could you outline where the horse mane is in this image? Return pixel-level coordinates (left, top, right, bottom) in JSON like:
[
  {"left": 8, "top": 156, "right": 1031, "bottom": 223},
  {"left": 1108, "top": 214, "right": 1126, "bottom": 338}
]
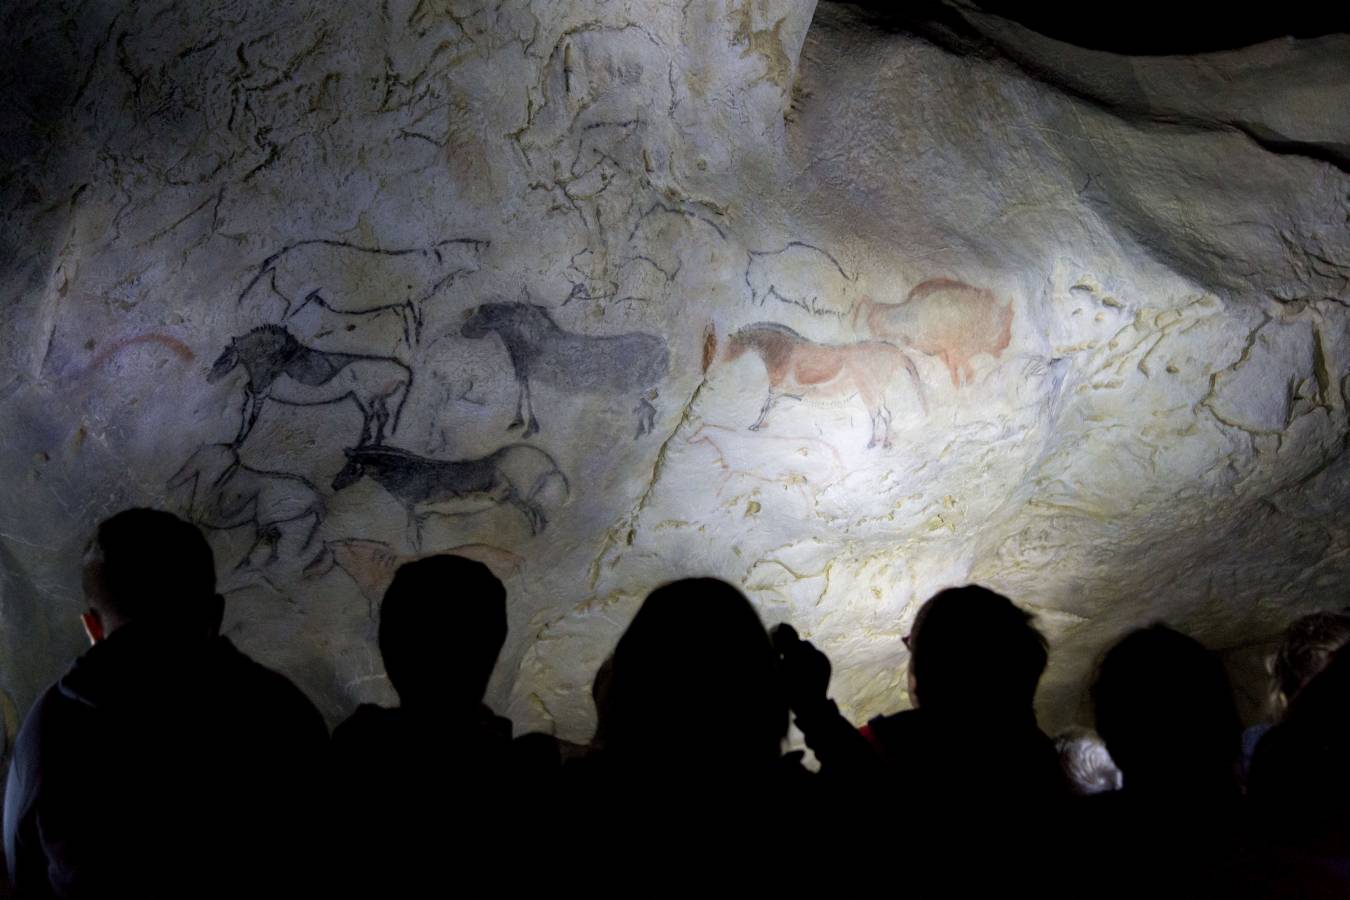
[
  {"left": 348, "top": 445, "right": 426, "bottom": 465},
  {"left": 733, "top": 321, "right": 803, "bottom": 343},
  {"left": 520, "top": 302, "right": 562, "bottom": 334},
  {"left": 484, "top": 301, "right": 562, "bottom": 341},
  {"left": 241, "top": 324, "right": 299, "bottom": 349}
]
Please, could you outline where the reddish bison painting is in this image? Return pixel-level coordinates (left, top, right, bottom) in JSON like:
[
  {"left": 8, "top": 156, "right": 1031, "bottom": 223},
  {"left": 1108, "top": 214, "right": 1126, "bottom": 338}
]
[{"left": 854, "top": 279, "right": 1013, "bottom": 387}]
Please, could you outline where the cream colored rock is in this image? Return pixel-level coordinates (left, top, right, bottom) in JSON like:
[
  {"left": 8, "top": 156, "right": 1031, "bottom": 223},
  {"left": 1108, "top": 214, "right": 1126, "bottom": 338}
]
[{"left": 0, "top": 1, "right": 1347, "bottom": 742}]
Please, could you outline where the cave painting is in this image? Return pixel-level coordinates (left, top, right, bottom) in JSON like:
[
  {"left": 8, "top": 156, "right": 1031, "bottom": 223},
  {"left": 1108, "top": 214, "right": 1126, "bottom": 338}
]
[
  {"left": 854, "top": 279, "right": 1013, "bottom": 387},
  {"left": 237, "top": 238, "right": 488, "bottom": 344},
  {"left": 724, "top": 323, "right": 926, "bottom": 449},
  {"left": 745, "top": 241, "right": 855, "bottom": 318},
  {"left": 168, "top": 443, "right": 325, "bottom": 569},
  {"left": 209, "top": 325, "right": 412, "bottom": 446},
  {"left": 315, "top": 538, "right": 524, "bottom": 615},
  {"left": 331, "top": 443, "right": 569, "bottom": 546},
  {"left": 460, "top": 301, "right": 669, "bottom": 439}
]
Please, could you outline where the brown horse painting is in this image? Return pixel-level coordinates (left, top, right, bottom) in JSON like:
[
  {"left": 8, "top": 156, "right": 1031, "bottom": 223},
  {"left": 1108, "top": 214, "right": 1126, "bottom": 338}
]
[
  {"left": 724, "top": 323, "right": 925, "bottom": 449},
  {"left": 854, "top": 279, "right": 1013, "bottom": 387}
]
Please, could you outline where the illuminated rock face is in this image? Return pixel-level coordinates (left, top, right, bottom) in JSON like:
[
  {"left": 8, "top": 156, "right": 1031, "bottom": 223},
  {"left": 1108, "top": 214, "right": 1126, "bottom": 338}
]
[{"left": 1, "top": 1, "right": 1348, "bottom": 739}]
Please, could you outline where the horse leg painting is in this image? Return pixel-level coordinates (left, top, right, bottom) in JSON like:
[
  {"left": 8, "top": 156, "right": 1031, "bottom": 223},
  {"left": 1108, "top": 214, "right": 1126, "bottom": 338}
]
[{"left": 724, "top": 322, "right": 925, "bottom": 449}]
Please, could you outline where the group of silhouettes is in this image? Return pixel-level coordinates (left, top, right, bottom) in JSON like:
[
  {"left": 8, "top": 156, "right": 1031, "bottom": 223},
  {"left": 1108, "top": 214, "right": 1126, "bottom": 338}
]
[{"left": 2, "top": 508, "right": 1349, "bottom": 897}]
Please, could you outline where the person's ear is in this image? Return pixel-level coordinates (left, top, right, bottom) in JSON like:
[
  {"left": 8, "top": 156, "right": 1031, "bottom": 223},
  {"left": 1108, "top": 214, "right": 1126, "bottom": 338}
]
[{"left": 81, "top": 610, "right": 105, "bottom": 645}]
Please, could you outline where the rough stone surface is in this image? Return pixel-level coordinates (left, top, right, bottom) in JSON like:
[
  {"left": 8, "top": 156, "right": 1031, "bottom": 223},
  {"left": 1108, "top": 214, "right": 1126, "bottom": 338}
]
[{"left": 1, "top": 1, "right": 1348, "bottom": 741}]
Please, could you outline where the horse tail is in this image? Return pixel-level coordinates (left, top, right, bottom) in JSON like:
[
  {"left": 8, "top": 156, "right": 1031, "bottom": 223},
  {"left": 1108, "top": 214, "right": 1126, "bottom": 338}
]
[
  {"left": 994, "top": 298, "right": 1014, "bottom": 355},
  {"left": 389, "top": 364, "right": 413, "bottom": 436},
  {"left": 526, "top": 460, "right": 569, "bottom": 512},
  {"left": 543, "top": 457, "right": 570, "bottom": 499},
  {"left": 701, "top": 323, "right": 717, "bottom": 373},
  {"left": 497, "top": 444, "right": 569, "bottom": 502}
]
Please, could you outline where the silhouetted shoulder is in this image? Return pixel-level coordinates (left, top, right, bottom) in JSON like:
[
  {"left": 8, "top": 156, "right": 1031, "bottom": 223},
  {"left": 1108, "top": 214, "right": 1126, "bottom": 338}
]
[
  {"left": 864, "top": 708, "right": 923, "bottom": 748},
  {"left": 332, "top": 703, "right": 397, "bottom": 750},
  {"left": 212, "top": 638, "right": 327, "bottom": 742}
]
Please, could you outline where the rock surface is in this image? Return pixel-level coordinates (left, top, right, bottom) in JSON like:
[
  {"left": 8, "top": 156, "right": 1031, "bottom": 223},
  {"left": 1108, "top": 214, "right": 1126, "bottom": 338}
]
[{"left": 1, "top": 1, "right": 1347, "bottom": 741}]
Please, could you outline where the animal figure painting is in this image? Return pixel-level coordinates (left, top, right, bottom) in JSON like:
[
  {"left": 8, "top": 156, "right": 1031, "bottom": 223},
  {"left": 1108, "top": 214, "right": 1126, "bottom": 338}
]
[
  {"left": 854, "top": 279, "right": 1013, "bottom": 386},
  {"left": 237, "top": 238, "right": 488, "bottom": 344},
  {"left": 209, "top": 325, "right": 412, "bottom": 446},
  {"left": 724, "top": 323, "right": 926, "bottom": 449},
  {"left": 745, "top": 242, "right": 855, "bottom": 317},
  {"left": 460, "top": 302, "right": 669, "bottom": 438},
  {"left": 168, "top": 443, "right": 325, "bottom": 569},
  {"left": 331, "top": 443, "right": 569, "bottom": 546}
]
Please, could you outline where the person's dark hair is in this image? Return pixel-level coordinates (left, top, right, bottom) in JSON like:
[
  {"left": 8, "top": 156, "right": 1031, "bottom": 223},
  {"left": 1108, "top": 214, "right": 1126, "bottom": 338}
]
[
  {"left": 379, "top": 555, "right": 507, "bottom": 707},
  {"left": 908, "top": 586, "right": 1048, "bottom": 713},
  {"left": 1092, "top": 623, "right": 1241, "bottom": 793},
  {"left": 1270, "top": 611, "right": 1350, "bottom": 715},
  {"left": 89, "top": 508, "right": 216, "bottom": 622},
  {"left": 605, "top": 578, "right": 787, "bottom": 767}
]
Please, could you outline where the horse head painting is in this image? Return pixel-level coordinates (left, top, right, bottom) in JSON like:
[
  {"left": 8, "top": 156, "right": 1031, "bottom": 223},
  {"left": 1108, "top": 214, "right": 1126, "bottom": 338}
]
[
  {"left": 724, "top": 322, "right": 926, "bottom": 449},
  {"left": 209, "top": 325, "right": 412, "bottom": 446},
  {"left": 460, "top": 301, "right": 668, "bottom": 439}
]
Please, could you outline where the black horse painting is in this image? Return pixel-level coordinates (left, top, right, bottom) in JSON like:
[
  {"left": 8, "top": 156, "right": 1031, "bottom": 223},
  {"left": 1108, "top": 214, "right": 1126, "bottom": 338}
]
[
  {"left": 460, "top": 302, "right": 668, "bottom": 438},
  {"left": 167, "top": 443, "right": 325, "bottom": 570},
  {"left": 331, "top": 443, "right": 569, "bottom": 547},
  {"left": 209, "top": 325, "right": 412, "bottom": 446}
]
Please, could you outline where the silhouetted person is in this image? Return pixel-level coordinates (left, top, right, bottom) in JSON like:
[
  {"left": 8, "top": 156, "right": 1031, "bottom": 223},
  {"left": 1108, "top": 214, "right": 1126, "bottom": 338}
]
[
  {"left": 564, "top": 578, "right": 806, "bottom": 856},
  {"left": 2, "top": 509, "right": 327, "bottom": 898},
  {"left": 329, "top": 555, "right": 541, "bottom": 891},
  {"left": 1086, "top": 623, "right": 1245, "bottom": 897},
  {"left": 774, "top": 586, "right": 1066, "bottom": 888},
  {"left": 1242, "top": 611, "right": 1350, "bottom": 790},
  {"left": 1244, "top": 644, "right": 1350, "bottom": 897}
]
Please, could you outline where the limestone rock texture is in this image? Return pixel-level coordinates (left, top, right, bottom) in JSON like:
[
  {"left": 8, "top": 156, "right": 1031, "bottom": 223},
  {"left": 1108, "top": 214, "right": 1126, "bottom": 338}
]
[{"left": 1, "top": 0, "right": 1348, "bottom": 740}]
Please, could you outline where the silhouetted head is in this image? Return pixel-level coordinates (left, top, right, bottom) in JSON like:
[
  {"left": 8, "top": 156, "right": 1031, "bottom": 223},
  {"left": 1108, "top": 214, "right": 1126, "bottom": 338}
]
[
  {"left": 379, "top": 555, "right": 507, "bottom": 709},
  {"left": 1270, "top": 610, "right": 1350, "bottom": 717},
  {"left": 81, "top": 508, "right": 222, "bottom": 642},
  {"left": 207, "top": 341, "right": 238, "bottom": 382},
  {"left": 906, "top": 586, "right": 1048, "bottom": 715},
  {"left": 604, "top": 578, "right": 787, "bottom": 770},
  {"left": 1093, "top": 623, "right": 1241, "bottom": 795}
]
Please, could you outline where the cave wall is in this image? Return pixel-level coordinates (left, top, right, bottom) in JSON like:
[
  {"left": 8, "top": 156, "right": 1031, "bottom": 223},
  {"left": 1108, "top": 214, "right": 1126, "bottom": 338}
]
[{"left": 1, "top": 0, "right": 1348, "bottom": 740}]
